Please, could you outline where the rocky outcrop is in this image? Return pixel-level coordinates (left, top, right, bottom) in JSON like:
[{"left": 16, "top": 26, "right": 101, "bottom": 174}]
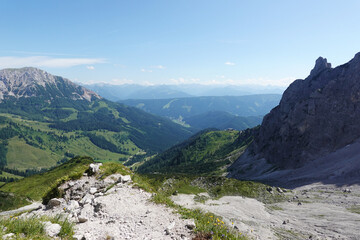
[
  {"left": 23, "top": 164, "right": 193, "bottom": 240},
  {"left": 230, "top": 52, "right": 360, "bottom": 175},
  {"left": 0, "top": 67, "right": 100, "bottom": 101}
]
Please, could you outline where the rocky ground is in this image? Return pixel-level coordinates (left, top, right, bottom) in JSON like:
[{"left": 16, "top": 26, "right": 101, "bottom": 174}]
[
  {"left": 3, "top": 164, "right": 195, "bottom": 240},
  {"left": 172, "top": 183, "right": 360, "bottom": 240},
  {"left": 2, "top": 163, "right": 360, "bottom": 240}
]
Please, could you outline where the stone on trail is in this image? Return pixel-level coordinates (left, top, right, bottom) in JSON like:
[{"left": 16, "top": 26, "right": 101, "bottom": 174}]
[
  {"left": 88, "top": 163, "right": 102, "bottom": 176},
  {"left": 165, "top": 221, "right": 176, "bottom": 235},
  {"left": 47, "top": 198, "right": 63, "bottom": 209},
  {"left": 121, "top": 175, "right": 132, "bottom": 183},
  {"left": 185, "top": 220, "right": 196, "bottom": 230},
  {"left": 43, "top": 221, "right": 62, "bottom": 237}
]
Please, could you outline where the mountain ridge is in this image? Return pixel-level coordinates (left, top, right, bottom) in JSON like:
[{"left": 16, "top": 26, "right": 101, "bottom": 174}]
[
  {"left": 229, "top": 52, "right": 360, "bottom": 186},
  {"left": 0, "top": 67, "right": 100, "bottom": 101},
  {"left": 0, "top": 67, "right": 195, "bottom": 175}
]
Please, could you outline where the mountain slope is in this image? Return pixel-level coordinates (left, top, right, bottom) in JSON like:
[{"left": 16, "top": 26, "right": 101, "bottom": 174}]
[
  {"left": 229, "top": 53, "right": 360, "bottom": 186},
  {"left": 119, "top": 94, "right": 281, "bottom": 120},
  {"left": 0, "top": 68, "right": 194, "bottom": 174},
  {"left": 138, "top": 128, "right": 257, "bottom": 175},
  {"left": 184, "top": 111, "right": 262, "bottom": 130},
  {"left": 0, "top": 67, "right": 99, "bottom": 101}
]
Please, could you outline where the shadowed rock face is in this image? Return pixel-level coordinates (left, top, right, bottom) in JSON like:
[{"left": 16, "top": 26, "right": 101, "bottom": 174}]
[{"left": 250, "top": 53, "right": 360, "bottom": 169}]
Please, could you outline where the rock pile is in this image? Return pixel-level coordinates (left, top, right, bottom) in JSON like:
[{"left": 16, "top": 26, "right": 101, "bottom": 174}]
[{"left": 27, "top": 164, "right": 194, "bottom": 240}]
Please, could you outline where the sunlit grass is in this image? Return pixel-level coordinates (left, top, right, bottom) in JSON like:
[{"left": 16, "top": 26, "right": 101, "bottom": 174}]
[{"left": 0, "top": 214, "right": 74, "bottom": 240}]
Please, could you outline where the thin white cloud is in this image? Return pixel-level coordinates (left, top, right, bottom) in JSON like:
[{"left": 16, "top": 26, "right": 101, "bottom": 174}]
[
  {"left": 225, "top": 61, "right": 235, "bottom": 66},
  {"left": 86, "top": 66, "right": 95, "bottom": 70},
  {"left": 150, "top": 65, "right": 166, "bottom": 69},
  {"left": 141, "top": 69, "right": 153, "bottom": 73},
  {"left": 0, "top": 56, "right": 105, "bottom": 68}
]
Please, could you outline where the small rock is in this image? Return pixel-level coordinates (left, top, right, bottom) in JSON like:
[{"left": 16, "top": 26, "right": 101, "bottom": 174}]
[
  {"left": 94, "top": 202, "right": 102, "bottom": 212},
  {"left": 343, "top": 188, "right": 351, "bottom": 193},
  {"left": 78, "top": 216, "right": 88, "bottom": 223},
  {"left": 266, "top": 187, "right": 273, "bottom": 193},
  {"left": 43, "top": 221, "right": 62, "bottom": 237},
  {"left": 121, "top": 175, "right": 132, "bottom": 183},
  {"left": 104, "top": 174, "right": 123, "bottom": 185},
  {"left": 276, "top": 187, "right": 283, "bottom": 193},
  {"left": 95, "top": 192, "right": 104, "bottom": 197},
  {"left": 89, "top": 187, "right": 97, "bottom": 195},
  {"left": 80, "top": 194, "right": 94, "bottom": 205},
  {"left": 88, "top": 163, "right": 103, "bottom": 176},
  {"left": 185, "top": 220, "right": 196, "bottom": 230},
  {"left": 67, "top": 200, "right": 80, "bottom": 211},
  {"left": 165, "top": 221, "right": 176, "bottom": 235},
  {"left": 181, "top": 234, "right": 189, "bottom": 240},
  {"left": 298, "top": 202, "right": 302, "bottom": 206},
  {"left": 73, "top": 234, "right": 85, "bottom": 240},
  {"left": 2, "top": 233, "right": 15, "bottom": 240},
  {"left": 282, "top": 219, "right": 290, "bottom": 225},
  {"left": 47, "top": 198, "right": 63, "bottom": 208}
]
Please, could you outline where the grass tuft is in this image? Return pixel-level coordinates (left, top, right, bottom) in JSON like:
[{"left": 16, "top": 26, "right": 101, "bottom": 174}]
[{"left": 0, "top": 214, "right": 74, "bottom": 239}]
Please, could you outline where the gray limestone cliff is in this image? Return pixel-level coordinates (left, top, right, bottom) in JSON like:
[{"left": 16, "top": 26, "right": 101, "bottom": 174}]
[{"left": 231, "top": 53, "right": 360, "bottom": 173}]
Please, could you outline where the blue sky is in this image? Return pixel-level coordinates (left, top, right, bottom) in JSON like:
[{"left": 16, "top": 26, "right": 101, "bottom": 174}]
[{"left": 1, "top": 0, "right": 360, "bottom": 87}]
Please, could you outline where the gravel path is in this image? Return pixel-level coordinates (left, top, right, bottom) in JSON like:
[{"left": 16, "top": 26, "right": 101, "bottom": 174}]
[
  {"left": 13, "top": 170, "right": 194, "bottom": 240},
  {"left": 73, "top": 182, "right": 193, "bottom": 240},
  {"left": 172, "top": 183, "right": 360, "bottom": 240},
  {"left": 0, "top": 202, "right": 42, "bottom": 216}
]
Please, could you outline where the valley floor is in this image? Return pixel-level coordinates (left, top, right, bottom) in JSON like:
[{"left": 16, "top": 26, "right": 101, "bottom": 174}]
[{"left": 172, "top": 183, "right": 360, "bottom": 240}]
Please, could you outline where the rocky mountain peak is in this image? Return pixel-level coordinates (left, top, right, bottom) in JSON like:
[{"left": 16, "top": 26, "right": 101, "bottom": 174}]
[
  {"left": 231, "top": 52, "right": 360, "bottom": 172},
  {"left": 309, "top": 57, "right": 332, "bottom": 77},
  {"left": 0, "top": 67, "right": 100, "bottom": 101}
]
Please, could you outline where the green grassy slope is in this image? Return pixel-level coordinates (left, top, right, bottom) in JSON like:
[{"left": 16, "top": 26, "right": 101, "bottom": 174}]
[
  {"left": 137, "top": 128, "right": 258, "bottom": 175},
  {"left": 0, "top": 98, "right": 195, "bottom": 175},
  {"left": 0, "top": 156, "right": 93, "bottom": 202}
]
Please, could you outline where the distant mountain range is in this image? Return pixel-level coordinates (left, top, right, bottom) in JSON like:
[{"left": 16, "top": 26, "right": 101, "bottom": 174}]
[
  {"left": 0, "top": 68, "right": 194, "bottom": 175},
  {"left": 120, "top": 95, "right": 281, "bottom": 119},
  {"left": 83, "top": 83, "right": 285, "bottom": 101},
  {"left": 183, "top": 111, "right": 263, "bottom": 130}
]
